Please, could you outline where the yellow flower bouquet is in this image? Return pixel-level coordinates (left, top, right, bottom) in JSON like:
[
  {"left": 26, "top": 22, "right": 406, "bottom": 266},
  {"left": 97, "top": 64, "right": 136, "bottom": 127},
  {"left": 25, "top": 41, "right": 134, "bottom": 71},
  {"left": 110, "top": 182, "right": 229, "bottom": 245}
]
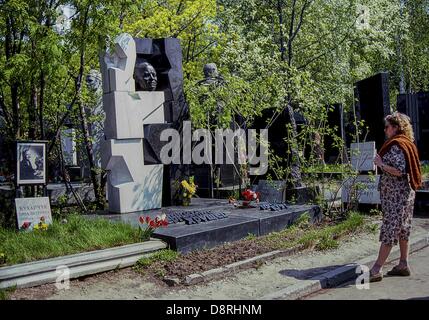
[{"left": 179, "top": 176, "right": 197, "bottom": 206}]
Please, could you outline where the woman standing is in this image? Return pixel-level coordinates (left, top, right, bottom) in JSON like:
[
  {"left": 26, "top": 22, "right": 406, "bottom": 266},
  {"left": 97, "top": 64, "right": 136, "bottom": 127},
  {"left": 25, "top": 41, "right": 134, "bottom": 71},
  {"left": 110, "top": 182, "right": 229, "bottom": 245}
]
[{"left": 371, "top": 112, "right": 422, "bottom": 282}]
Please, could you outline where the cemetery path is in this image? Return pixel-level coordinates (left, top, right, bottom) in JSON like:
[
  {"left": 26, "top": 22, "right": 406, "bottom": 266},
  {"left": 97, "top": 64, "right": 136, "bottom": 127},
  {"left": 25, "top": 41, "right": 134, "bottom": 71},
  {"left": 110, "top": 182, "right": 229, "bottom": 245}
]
[
  {"left": 8, "top": 218, "right": 429, "bottom": 300},
  {"left": 304, "top": 245, "right": 429, "bottom": 300}
]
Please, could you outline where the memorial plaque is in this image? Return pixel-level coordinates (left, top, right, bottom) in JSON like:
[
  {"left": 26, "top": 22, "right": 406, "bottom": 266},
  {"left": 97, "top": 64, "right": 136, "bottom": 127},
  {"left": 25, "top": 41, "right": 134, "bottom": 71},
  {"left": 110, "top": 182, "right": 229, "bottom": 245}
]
[
  {"left": 15, "top": 197, "right": 53, "bottom": 231},
  {"left": 341, "top": 175, "right": 380, "bottom": 204},
  {"left": 350, "top": 142, "right": 376, "bottom": 171},
  {"left": 166, "top": 210, "right": 228, "bottom": 225}
]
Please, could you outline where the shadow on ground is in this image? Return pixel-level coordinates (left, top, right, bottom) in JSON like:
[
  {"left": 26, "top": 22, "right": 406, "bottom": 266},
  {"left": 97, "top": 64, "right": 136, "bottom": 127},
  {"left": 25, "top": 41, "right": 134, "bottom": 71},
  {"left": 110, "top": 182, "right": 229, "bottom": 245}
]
[
  {"left": 279, "top": 265, "right": 346, "bottom": 280},
  {"left": 407, "top": 296, "right": 429, "bottom": 300}
]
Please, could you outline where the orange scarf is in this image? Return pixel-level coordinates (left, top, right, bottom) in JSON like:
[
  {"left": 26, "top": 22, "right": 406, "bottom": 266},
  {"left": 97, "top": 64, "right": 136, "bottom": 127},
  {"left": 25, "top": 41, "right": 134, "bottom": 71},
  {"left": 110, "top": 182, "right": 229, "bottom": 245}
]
[{"left": 378, "top": 134, "right": 422, "bottom": 190}]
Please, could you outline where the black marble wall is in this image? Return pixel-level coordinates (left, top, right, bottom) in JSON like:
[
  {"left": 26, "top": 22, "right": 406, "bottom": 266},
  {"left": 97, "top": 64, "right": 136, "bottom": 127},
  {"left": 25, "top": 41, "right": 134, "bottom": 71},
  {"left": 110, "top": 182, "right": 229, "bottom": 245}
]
[
  {"left": 352, "top": 72, "right": 391, "bottom": 150},
  {"left": 397, "top": 92, "right": 429, "bottom": 160}
]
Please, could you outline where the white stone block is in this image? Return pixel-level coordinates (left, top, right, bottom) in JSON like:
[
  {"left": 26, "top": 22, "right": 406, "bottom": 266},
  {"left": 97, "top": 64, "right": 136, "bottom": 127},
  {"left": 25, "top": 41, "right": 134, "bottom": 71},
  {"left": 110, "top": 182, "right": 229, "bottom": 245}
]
[
  {"left": 100, "top": 33, "right": 136, "bottom": 93},
  {"left": 102, "top": 139, "right": 163, "bottom": 213},
  {"left": 350, "top": 142, "right": 376, "bottom": 171},
  {"left": 103, "top": 91, "right": 165, "bottom": 140}
]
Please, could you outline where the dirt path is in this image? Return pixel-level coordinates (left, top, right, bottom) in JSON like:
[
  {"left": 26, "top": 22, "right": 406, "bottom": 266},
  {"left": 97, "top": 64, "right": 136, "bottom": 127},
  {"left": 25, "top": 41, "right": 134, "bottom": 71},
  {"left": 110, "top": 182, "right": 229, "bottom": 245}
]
[{"left": 9, "top": 218, "right": 429, "bottom": 300}]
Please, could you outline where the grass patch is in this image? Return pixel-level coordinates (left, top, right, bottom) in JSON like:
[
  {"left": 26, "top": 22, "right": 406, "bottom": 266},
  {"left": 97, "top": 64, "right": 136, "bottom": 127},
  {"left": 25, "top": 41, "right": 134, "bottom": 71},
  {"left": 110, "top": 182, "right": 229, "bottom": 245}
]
[
  {"left": 259, "top": 211, "right": 365, "bottom": 251},
  {"left": 135, "top": 249, "right": 179, "bottom": 270},
  {"left": 0, "top": 286, "right": 16, "bottom": 300},
  {"left": 0, "top": 215, "right": 142, "bottom": 265},
  {"left": 422, "top": 164, "right": 429, "bottom": 179},
  {"left": 245, "top": 233, "right": 257, "bottom": 240}
]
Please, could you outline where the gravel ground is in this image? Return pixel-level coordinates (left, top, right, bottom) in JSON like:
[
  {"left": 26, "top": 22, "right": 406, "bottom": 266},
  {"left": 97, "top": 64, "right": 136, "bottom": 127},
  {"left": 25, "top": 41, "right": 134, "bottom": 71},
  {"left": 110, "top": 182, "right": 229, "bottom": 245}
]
[{"left": 8, "top": 218, "right": 429, "bottom": 300}]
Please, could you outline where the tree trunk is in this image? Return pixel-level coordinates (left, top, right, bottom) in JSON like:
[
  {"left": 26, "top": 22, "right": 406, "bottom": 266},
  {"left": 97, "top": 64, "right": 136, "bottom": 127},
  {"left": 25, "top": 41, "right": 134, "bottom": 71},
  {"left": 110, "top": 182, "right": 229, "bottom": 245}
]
[
  {"left": 285, "top": 103, "right": 303, "bottom": 188},
  {"left": 78, "top": 101, "right": 105, "bottom": 210},
  {"left": 276, "top": 0, "right": 303, "bottom": 189}
]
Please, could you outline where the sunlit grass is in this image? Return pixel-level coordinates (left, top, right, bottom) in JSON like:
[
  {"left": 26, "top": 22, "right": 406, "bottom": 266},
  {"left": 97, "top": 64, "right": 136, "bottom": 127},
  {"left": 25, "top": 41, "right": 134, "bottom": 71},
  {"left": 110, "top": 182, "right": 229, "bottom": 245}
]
[{"left": 0, "top": 215, "right": 141, "bottom": 266}]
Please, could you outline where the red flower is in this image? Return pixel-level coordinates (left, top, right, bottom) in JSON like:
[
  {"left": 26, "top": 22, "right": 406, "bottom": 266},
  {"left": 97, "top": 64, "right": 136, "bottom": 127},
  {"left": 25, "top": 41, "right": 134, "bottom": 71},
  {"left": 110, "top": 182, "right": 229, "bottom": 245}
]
[
  {"left": 242, "top": 189, "right": 256, "bottom": 201},
  {"left": 145, "top": 216, "right": 151, "bottom": 224},
  {"left": 149, "top": 220, "right": 156, "bottom": 228},
  {"left": 21, "top": 221, "right": 31, "bottom": 229},
  {"left": 139, "top": 216, "right": 145, "bottom": 224},
  {"left": 162, "top": 220, "right": 169, "bottom": 227}
]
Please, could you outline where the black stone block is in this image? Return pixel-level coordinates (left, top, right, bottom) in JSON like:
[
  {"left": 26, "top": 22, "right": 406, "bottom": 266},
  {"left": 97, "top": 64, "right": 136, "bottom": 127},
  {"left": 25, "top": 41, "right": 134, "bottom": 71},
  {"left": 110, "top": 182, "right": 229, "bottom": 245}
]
[
  {"left": 229, "top": 204, "right": 320, "bottom": 236},
  {"left": 352, "top": 72, "right": 391, "bottom": 150},
  {"left": 397, "top": 92, "right": 429, "bottom": 160},
  {"left": 143, "top": 123, "right": 173, "bottom": 165},
  {"left": 153, "top": 215, "right": 260, "bottom": 253}
]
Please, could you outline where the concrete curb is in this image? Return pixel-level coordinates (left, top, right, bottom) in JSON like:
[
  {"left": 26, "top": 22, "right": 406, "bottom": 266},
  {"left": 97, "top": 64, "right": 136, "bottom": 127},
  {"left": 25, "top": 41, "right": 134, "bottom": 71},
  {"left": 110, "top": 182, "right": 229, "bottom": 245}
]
[
  {"left": 260, "top": 234, "right": 429, "bottom": 300},
  {"left": 180, "top": 246, "right": 304, "bottom": 286},
  {"left": 0, "top": 240, "right": 167, "bottom": 289}
]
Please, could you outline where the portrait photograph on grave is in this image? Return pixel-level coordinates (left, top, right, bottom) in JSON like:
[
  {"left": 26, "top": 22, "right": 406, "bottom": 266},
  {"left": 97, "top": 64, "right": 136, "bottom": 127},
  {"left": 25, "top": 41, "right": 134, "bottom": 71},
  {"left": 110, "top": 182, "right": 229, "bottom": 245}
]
[{"left": 16, "top": 141, "right": 47, "bottom": 185}]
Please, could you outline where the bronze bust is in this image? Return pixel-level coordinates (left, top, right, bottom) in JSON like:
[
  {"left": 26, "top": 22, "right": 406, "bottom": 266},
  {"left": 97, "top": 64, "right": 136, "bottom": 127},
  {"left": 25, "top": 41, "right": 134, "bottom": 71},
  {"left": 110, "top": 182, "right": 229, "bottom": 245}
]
[
  {"left": 198, "top": 63, "right": 224, "bottom": 86},
  {"left": 134, "top": 62, "right": 158, "bottom": 91}
]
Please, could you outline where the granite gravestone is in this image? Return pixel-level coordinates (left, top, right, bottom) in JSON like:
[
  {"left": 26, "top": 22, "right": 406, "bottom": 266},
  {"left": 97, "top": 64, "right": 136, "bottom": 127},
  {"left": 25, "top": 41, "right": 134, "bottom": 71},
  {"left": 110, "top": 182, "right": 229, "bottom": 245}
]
[
  {"left": 341, "top": 175, "right": 381, "bottom": 204},
  {"left": 324, "top": 103, "right": 344, "bottom": 163},
  {"left": 352, "top": 72, "right": 391, "bottom": 150},
  {"left": 255, "top": 180, "right": 286, "bottom": 203},
  {"left": 350, "top": 142, "right": 376, "bottom": 171},
  {"left": 251, "top": 107, "right": 306, "bottom": 183},
  {"left": 15, "top": 197, "right": 53, "bottom": 230},
  {"left": 397, "top": 92, "right": 429, "bottom": 161}
]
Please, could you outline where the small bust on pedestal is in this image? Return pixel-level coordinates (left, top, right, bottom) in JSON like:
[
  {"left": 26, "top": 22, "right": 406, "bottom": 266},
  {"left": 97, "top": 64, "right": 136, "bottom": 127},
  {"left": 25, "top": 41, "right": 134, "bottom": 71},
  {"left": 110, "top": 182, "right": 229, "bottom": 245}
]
[{"left": 198, "top": 63, "right": 224, "bottom": 86}]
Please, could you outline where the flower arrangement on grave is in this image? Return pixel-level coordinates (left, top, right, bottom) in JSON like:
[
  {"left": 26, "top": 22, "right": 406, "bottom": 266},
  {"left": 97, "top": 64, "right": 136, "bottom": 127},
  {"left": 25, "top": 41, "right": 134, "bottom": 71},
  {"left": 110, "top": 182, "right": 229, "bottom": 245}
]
[
  {"left": 138, "top": 214, "right": 168, "bottom": 241},
  {"left": 229, "top": 189, "right": 260, "bottom": 208},
  {"left": 20, "top": 221, "right": 31, "bottom": 230},
  {"left": 33, "top": 216, "right": 49, "bottom": 231},
  {"left": 179, "top": 176, "right": 197, "bottom": 206}
]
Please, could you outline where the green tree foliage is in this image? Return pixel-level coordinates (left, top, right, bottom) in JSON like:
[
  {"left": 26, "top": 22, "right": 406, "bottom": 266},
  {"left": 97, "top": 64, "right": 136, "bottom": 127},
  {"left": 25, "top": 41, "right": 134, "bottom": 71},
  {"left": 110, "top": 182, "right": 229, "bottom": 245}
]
[{"left": 1, "top": 0, "right": 428, "bottom": 206}]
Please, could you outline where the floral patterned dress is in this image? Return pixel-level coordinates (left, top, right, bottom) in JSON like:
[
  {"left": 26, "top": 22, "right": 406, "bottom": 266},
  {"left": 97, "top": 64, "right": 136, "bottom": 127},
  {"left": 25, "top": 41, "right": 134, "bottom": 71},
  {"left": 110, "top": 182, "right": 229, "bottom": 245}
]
[{"left": 378, "top": 145, "right": 416, "bottom": 246}]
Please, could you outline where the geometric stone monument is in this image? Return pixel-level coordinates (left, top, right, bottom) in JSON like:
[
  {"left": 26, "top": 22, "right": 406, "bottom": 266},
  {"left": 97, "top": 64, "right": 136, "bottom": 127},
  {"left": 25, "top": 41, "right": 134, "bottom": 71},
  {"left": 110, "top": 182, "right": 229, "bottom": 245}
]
[{"left": 100, "top": 33, "right": 164, "bottom": 213}]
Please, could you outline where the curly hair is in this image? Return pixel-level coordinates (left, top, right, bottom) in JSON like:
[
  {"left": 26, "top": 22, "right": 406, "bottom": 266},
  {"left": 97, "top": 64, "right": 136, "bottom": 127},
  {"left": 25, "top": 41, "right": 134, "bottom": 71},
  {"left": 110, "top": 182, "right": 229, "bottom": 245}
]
[{"left": 385, "top": 112, "right": 415, "bottom": 142}]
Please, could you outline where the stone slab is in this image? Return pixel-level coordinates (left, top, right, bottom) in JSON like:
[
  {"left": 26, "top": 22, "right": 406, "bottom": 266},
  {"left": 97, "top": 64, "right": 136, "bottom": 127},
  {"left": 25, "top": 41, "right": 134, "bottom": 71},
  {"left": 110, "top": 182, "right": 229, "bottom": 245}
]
[
  {"left": 229, "top": 204, "right": 321, "bottom": 236},
  {"left": 0, "top": 240, "right": 166, "bottom": 289},
  {"left": 87, "top": 199, "right": 321, "bottom": 254},
  {"left": 153, "top": 214, "right": 260, "bottom": 253}
]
